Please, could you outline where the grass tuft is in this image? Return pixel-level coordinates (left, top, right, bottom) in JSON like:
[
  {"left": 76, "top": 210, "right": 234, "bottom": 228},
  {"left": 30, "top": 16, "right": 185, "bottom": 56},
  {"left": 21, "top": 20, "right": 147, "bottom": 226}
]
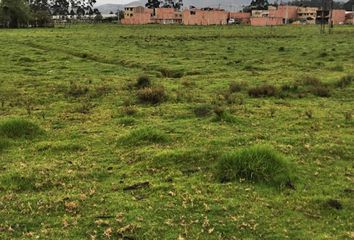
[
  {"left": 216, "top": 145, "right": 294, "bottom": 188},
  {"left": 136, "top": 75, "right": 151, "bottom": 89},
  {"left": 248, "top": 85, "right": 278, "bottom": 98},
  {"left": 137, "top": 86, "right": 166, "bottom": 104},
  {"left": 0, "top": 119, "right": 43, "bottom": 139},
  {"left": 194, "top": 104, "right": 212, "bottom": 117},
  {"left": 118, "top": 127, "right": 169, "bottom": 146}
]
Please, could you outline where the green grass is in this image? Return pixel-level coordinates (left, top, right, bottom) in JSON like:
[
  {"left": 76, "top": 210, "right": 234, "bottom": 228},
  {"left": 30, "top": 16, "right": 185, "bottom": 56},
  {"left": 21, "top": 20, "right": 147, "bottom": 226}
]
[
  {"left": 217, "top": 145, "right": 293, "bottom": 188},
  {"left": 0, "top": 24, "right": 353, "bottom": 239},
  {"left": 118, "top": 127, "right": 169, "bottom": 146},
  {"left": 0, "top": 119, "right": 43, "bottom": 139}
]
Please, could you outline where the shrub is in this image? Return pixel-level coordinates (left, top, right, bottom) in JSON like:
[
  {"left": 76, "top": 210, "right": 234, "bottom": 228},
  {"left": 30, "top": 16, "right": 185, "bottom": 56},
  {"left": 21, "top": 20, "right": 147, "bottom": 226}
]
[
  {"left": 194, "top": 104, "right": 212, "bottom": 117},
  {"left": 135, "top": 75, "right": 151, "bottom": 89},
  {"left": 229, "top": 81, "right": 246, "bottom": 93},
  {"left": 216, "top": 145, "right": 293, "bottom": 188},
  {"left": 311, "top": 86, "right": 331, "bottom": 97},
  {"left": 0, "top": 119, "right": 43, "bottom": 139},
  {"left": 137, "top": 86, "right": 166, "bottom": 104},
  {"left": 336, "top": 75, "right": 353, "bottom": 88},
  {"left": 248, "top": 85, "right": 278, "bottom": 98},
  {"left": 118, "top": 127, "right": 169, "bottom": 146}
]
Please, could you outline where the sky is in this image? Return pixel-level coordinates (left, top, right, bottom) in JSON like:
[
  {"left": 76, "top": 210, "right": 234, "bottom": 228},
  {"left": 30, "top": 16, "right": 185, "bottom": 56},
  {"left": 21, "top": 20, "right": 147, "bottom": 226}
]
[{"left": 95, "top": 0, "right": 133, "bottom": 4}]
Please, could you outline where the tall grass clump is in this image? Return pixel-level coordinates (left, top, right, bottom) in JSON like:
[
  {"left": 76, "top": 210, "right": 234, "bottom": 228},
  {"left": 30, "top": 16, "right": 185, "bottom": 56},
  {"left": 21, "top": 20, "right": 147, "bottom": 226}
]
[
  {"left": 118, "top": 127, "right": 169, "bottom": 146},
  {"left": 248, "top": 85, "right": 278, "bottom": 98},
  {"left": 137, "top": 86, "right": 166, "bottom": 104},
  {"left": 217, "top": 145, "right": 294, "bottom": 188},
  {"left": 0, "top": 119, "right": 43, "bottom": 139},
  {"left": 135, "top": 75, "right": 151, "bottom": 89}
]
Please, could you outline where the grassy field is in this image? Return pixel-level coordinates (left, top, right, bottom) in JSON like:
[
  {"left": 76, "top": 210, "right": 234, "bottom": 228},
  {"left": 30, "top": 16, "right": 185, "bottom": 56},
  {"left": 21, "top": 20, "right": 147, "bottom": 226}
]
[{"left": 0, "top": 24, "right": 353, "bottom": 239}]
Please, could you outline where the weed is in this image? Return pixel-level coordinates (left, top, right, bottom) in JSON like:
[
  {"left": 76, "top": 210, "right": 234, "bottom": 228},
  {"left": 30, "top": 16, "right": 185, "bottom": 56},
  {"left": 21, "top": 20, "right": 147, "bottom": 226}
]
[
  {"left": 319, "top": 52, "right": 328, "bottom": 58},
  {"left": 137, "top": 86, "right": 166, "bottom": 104},
  {"left": 118, "top": 127, "right": 169, "bottom": 146},
  {"left": 194, "top": 104, "right": 212, "bottom": 117},
  {"left": 0, "top": 119, "right": 43, "bottom": 139},
  {"left": 217, "top": 145, "right": 294, "bottom": 188},
  {"left": 336, "top": 75, "right": 353, "bottom": 88},
  {"left": 213, "top": 106, "right": 237, "bottom": 123},
  {"left": 248, "top": 85, "right": 278, "bottom": 98},
  {"left": 278, "top": 47, "right": 285, "bottom": 52},
  {"left": 136, "top": 75, "right": 151, "bottom": 89}
]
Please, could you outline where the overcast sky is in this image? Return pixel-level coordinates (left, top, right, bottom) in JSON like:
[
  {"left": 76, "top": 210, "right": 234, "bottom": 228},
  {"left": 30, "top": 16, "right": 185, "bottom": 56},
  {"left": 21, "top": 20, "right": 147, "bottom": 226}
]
[{"left": 95, "top": 0, "right": 133, "bottom": 4}]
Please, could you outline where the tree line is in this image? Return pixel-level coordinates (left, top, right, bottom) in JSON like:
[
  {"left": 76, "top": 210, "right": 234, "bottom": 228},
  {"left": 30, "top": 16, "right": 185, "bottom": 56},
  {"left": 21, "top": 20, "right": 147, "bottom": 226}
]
[{"left": 0, "top": 0, "right": 102, "bottom": 28}]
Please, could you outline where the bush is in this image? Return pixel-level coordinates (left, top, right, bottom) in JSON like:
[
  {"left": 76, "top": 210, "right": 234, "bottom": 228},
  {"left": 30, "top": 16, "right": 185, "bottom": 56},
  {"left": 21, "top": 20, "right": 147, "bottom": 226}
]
[
  {"left": 118, "top": 127, "right": 169, "bottom": 146},
  {"left": 137, "top": 86, "right": 166, "bottom": 104},
  {"left": 311, "top": 86, "right": 331, "bottom": 97},
  {"left": 336, "top": 75, "right": 353, "bottom": 88},
  {"left": 0, "top": 119, "right": 43, "bottom": 139},
  {"left": 194, "top": 104, "right": 212, "bottom": 117},
  {"left": 217, "top": 145, "right": 293, "bottom": 188},
  {"left": 229, "top": 81, "right": 246, "bottom": 93},
  {"left": 248, "top": 85, "right": 278, "bottom": 98},
  {"left": 135, "top": 75, "right": 151, "bottom": 89}
]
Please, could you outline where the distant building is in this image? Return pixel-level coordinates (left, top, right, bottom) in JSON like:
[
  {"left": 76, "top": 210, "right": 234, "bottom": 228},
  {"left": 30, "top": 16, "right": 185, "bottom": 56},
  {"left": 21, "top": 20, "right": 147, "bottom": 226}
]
[
  {"left": 182, "top": 8, "right": 228, "bottom": 25},
  {"left": 297, "top": 7, "right": 318, "bottom": 24},
  {"left": 120, "top": 5, "right": 352, "bottom": 26},
  {"left": 122, "top": 6, "right": 153, "bottom": 25}
]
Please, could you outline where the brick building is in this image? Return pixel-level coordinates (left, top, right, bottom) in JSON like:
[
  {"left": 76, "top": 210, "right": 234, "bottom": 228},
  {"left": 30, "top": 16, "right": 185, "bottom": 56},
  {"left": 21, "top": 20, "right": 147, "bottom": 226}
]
[
  {"left": 228, "top": 12, "right": 251, "bottom": 24},
  {"left": 182, "top": 8, "right": 228, "bottom": 25},
  {"left": 121, "top": 6, "right": 152, "bottom": 25}
]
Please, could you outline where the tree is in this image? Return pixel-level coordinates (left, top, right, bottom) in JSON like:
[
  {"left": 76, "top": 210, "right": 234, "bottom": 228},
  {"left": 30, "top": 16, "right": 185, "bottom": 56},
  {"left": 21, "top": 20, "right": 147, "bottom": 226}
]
[
  {"left": 29, "top": 0, "right": 52, "bottom": 27},
  {"left": 0, "top": 0, "right": 31, "bottom": 28},
  {"left": 161, "top": 0, "right": 183, "bottom": 10},
  {"left": 146, "top": 0, "right": 161, "bottom": 9}
]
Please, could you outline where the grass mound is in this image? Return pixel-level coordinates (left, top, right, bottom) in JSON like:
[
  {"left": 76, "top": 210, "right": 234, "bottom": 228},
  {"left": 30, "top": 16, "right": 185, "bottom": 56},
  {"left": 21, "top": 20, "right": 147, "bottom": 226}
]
[
  {"left": 0, "top": 119, "right": 43, "bottom": 139},
  {"left": 118, "top": 127, "right": 169, "bottom": 146},
  {"left": 217, "top": 145, "right": 293, "bottom": 188}
]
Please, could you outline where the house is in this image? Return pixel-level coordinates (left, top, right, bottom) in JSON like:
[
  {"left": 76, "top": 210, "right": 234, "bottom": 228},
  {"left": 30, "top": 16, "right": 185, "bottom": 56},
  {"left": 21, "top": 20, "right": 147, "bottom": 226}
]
[
  {"left": 332, "top": 9, "right": 346, "bottom": 24},
  {"left": 182, "top": 8, "right": 228, "bottom": 25},
  {"left": 121, "top": 6, "right": 153, "bottom": 25},
  {"left": 269, "top": 5, "right": 298, "bottom": 23},
  {"left": 228, "top": 12, "right": 251, "bottom": 24},
  {"left": 153, "top": 8, "right": 182, "bottom": 24},
  {"left": 297, "top": 7, "right": 318, "bottom": 24}
]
